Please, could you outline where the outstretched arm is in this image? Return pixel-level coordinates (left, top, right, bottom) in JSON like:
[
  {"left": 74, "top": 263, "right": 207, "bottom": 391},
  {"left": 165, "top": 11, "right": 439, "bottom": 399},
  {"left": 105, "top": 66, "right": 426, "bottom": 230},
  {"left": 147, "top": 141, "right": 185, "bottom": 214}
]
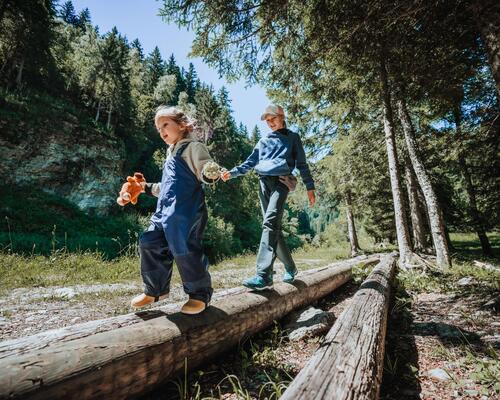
[{"left": 227, "top": 145, "right": 259, "bottom": 179}]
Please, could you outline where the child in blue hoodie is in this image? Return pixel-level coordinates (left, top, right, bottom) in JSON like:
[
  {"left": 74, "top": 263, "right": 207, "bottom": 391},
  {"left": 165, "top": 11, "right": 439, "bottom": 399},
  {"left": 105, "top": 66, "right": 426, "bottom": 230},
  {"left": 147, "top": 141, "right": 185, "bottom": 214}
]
[{"left": 222, "top": 105, "right": 316, "bottom": 290}]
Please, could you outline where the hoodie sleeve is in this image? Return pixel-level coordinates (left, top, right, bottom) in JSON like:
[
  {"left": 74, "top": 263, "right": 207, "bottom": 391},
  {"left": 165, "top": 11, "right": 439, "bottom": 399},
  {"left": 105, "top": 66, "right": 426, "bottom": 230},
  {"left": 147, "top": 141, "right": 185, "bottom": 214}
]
[
  {"left": 144, "top": 183, "right": 161, "bottom": 197},
  {"left": 183, "top": 142, "right": 218, "bottom": 182},
  {"left": 229, "top": 144, "right": 259, "bottom": 178},
  {"left": 293, "top": 133, "right": 315, "bottom": 190}
]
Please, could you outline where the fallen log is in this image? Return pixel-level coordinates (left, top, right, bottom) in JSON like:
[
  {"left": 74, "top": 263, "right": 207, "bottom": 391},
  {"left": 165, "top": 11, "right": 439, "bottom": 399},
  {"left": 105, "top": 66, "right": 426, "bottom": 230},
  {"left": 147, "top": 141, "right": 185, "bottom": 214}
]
[
  {"left": 281, "top": 252, "right": 398, "bottom": 400},
  {"left": 0, "top": 255, "right": 379, "bottom": 400}
]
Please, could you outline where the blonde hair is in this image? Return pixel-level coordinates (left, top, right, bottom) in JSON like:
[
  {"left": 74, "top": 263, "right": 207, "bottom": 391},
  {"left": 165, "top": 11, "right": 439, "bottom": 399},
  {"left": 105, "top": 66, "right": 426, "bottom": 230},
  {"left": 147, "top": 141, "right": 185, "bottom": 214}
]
[{"left": 154, "top": 106, "right": 212, "bottom": 141}]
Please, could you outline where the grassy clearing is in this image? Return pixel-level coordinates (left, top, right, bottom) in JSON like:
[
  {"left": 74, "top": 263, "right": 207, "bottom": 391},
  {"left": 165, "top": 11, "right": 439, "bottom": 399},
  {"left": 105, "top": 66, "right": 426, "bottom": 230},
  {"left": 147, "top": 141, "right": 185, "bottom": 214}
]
[
  {"left": 0, "top": 240, "right": 355, "bottom": 292},
  {"left": 2, "top": 231, "right": 497, "bottom": 293}
]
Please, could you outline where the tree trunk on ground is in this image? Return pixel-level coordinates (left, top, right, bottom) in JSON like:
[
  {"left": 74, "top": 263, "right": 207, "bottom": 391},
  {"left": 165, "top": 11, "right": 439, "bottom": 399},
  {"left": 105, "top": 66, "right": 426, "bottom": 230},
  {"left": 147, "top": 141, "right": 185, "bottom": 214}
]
[
  {"left": 404, "top": 159, "right": 429, "bottom": 252},
  {"left": 471, "top": 0, "right": 500, "bottom": 99},
  {"left": 454, "top": 108, "right": 493, "bottom": 256},
  {"left": 281, "top": 252, "right": 398, "bottom": 400},
  {"left": 396, "top": 92, "right": 451, "bottom": 268},
  {"left": 379, "top": 58, "right": 413, "bottom": 268},
  {"left": 345, "top": 192, "right": 361, "bottom": 256},
  {"left": 0, "top": 256, "right": 380, "bottom": 400}
]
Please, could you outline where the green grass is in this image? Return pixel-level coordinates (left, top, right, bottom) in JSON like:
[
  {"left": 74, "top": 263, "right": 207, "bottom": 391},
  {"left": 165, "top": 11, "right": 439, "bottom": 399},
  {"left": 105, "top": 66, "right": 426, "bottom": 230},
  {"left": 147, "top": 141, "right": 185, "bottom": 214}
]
[
  {"left": 1, "top": 230, "right": 497, "bottom": 292},
  {"left": 0, "top": 242, "right": 353, "bottom": 291},
  {"left": 450, "top": 231, "right": 500, "bottom": 261},
  {"left": 399, "top": 232, "right": 500, "bottom": 294}
]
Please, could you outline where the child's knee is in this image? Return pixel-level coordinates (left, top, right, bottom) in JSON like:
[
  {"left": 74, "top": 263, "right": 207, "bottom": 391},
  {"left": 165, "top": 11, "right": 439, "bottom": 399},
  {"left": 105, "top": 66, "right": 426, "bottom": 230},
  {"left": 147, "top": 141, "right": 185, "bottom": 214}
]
[{"left": 139, "top": 230, "right": 167, "bottom": 249}]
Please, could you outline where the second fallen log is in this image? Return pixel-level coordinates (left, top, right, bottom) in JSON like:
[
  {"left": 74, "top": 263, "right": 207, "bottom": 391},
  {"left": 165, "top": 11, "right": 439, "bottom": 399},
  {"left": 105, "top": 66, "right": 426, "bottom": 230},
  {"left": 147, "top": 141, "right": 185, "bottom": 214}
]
[{"left": 281, "top": 252, "right": 398, "bottom": 400}]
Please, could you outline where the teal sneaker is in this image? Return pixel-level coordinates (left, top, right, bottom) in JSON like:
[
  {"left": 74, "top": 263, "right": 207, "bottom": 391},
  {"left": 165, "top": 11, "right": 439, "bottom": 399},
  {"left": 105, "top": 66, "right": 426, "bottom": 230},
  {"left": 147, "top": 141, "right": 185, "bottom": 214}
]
[
  {"left": 242, "top": 275, "right": 273, "bottom": 291},
  {"left": 283, "top": 268, "right": 298, "bottom": 283}
]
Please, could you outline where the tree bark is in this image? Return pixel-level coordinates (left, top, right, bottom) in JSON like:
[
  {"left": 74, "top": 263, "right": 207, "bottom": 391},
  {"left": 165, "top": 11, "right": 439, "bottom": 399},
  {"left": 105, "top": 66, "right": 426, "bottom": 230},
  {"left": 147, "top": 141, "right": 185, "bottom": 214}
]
[
  {"left": 15, "top": 57, "right": 24, "bottom": 89},
  {"left": 396, "top": 92, "right": 451, "bottom": 268},
  {"left": 453, "top": 108, "right": 493, "bottom": 256},
  {"left": 379, "top": 57, "right": 413, "bottom": 268},
  {"left": 281, "top": 252, "right": 397, "bottom": 400},
  {"left": 345, "top": 192, "right": 361, "bottom": 256},
  {"left": 0, "top": 256, "right": 380, "bottom": 400},
  {"left": 404, "top": 159, "right": 429, "bottom": 252},
  {"left": 95, "top": 98, "right": 101, "bottom": 122},
  {"left": 106, "top": 100, "right": 113, "bottom": 129}
]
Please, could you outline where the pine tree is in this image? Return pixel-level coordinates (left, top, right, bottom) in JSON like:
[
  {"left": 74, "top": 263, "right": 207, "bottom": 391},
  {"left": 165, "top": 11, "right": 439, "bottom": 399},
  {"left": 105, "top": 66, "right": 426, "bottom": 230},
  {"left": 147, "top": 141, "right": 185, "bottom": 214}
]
[
  {"left": 250, "top": 125, "right": 261, "bottom": 144},
  {"left": 130, "top": 39, "right": 144, "bottom": 59},
  {"left": 185, "top": 62, "right": 198, "bottom": 102},
  {"left": 75, "top": 8, "right": 91, "bottom": 30},
  {"left": 144, "top": 46, "right": 165, "bottom": 93},
  {"left": 59, "top": 1, "right": 77, "bottom": 25}
]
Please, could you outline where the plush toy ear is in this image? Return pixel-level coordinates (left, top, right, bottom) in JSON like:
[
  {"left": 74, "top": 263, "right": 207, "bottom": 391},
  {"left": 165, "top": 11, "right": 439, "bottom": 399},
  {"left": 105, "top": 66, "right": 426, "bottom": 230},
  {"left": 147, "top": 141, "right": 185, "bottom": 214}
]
[
  {"left": 126, "top": 176, "right": 135, "bottom": 183},
  {"left": 133, "top": 172, "right": 145, "bottom": 182}
]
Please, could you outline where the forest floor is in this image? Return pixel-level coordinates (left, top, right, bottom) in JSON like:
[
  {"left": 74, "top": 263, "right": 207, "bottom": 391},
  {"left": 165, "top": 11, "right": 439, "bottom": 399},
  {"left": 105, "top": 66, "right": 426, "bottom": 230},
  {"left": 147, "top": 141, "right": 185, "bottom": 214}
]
[{"left": 0, "top": 234, "right": 498, "bottom": 399}]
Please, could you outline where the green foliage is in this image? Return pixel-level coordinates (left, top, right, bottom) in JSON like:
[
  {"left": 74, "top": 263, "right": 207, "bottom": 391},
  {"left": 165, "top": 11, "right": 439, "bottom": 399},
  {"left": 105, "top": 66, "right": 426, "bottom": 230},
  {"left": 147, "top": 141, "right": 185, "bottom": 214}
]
[
  {"left": 0, "top": 185, "right": 145, "bottom": 259},
  {"left": 202, "top": 211, "right": 241, "bottom": 262}
]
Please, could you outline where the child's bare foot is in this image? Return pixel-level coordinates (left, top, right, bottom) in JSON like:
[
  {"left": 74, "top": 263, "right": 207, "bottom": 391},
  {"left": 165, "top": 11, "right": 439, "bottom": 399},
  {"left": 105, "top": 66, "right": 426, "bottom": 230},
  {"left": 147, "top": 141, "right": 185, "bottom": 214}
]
[{"left": 130, "top": 293, "right": 169, "bottom": 308}]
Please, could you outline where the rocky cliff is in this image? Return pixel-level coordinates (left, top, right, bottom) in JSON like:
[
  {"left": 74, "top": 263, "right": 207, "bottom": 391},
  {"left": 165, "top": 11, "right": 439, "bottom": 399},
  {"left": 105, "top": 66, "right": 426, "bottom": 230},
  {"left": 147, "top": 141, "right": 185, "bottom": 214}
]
[{"left": 0, "top": 100, "right": 125, "bottom": 215}]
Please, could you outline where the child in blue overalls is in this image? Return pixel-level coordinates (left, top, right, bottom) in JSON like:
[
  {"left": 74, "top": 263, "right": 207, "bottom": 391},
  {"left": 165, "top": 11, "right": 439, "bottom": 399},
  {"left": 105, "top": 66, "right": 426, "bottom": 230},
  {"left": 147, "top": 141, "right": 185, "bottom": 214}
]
[
  {"left": 127, "top": 106, "right": 221, "bottom": 314},
  {"left": 222, "top": 105, "right": 316, "bottom": 290}
]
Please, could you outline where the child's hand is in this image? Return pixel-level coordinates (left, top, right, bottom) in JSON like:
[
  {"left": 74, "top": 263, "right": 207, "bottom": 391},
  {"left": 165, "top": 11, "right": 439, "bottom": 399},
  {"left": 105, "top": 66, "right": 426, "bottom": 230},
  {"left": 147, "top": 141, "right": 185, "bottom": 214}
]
[
  {"left": 221, "top": 169, "right": 231, "bottom": 182},
  {"left": 202, "top": 161, "right": 222, "bottom": 180},
  {"left": 307, "top": 190, "right": 316, "bottom": 207},
  {"left": 279, "top": 175, "right": 298, "bottom": 192},
  {"left": 116, "top": 172, "right": 145, "bottom": 206}
]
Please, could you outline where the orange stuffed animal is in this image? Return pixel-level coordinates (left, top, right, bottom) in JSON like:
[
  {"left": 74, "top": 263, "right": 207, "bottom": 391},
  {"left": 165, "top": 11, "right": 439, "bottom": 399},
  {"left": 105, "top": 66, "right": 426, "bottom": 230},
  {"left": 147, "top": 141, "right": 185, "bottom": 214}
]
[{"left": 117, "top": 172, "right": 146, "bottom": 206}]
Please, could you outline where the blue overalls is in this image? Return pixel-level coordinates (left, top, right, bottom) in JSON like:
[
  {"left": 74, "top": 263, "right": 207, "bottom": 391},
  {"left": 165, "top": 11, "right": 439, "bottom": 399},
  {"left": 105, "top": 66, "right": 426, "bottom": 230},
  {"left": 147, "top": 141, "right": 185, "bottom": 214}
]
[{"left": 138, "top": 142, "right": 213, "bottom": 303}]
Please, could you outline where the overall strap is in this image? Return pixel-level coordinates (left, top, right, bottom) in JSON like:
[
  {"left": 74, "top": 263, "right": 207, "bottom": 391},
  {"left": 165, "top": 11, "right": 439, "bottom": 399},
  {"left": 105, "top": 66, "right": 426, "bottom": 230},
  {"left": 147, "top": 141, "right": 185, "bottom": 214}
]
[{"left": 175, "top": 142, "right": 191, "bottom": 157}]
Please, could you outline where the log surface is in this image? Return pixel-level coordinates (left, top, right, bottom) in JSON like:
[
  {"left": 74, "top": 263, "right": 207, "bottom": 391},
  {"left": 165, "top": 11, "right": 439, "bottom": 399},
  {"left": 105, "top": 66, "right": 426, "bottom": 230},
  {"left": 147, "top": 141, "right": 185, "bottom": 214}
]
[
  {"left": 281, "top": 252, "right": 398, "bottom": 400},
  {"left": 0, "top": 255, "right": 379, "bottom": 400}
]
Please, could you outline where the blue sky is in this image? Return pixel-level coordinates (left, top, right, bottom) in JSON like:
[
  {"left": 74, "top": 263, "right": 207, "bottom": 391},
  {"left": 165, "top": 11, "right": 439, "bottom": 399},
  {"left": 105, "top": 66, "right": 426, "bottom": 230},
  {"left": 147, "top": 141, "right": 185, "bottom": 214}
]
[{"left": 71, "top": 0, "right": 270, "bottom": 134}]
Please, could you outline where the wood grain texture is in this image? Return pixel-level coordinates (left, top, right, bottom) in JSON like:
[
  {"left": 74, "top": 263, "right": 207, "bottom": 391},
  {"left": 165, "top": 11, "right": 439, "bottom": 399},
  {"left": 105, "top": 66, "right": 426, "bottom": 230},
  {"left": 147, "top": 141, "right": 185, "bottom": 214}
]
[
  {"left": 281, "top": 252, "right": 398, "bottom": 400},
  {"left": 0, "top": 255, "right": 379, "bottom": 400}
]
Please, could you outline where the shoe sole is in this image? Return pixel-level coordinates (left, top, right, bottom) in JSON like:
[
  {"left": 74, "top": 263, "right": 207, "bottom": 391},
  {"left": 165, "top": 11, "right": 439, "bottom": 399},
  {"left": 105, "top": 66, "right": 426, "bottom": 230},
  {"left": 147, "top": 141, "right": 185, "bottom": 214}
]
[
  {"left": 243, "top": 283, "right": 274, "bottom": 291},
  {"left": 180, "top": 304, "right": 209, "bottom": 315},
  {"left": 131, "top": 293, "right": 169, "bottom": 309}
]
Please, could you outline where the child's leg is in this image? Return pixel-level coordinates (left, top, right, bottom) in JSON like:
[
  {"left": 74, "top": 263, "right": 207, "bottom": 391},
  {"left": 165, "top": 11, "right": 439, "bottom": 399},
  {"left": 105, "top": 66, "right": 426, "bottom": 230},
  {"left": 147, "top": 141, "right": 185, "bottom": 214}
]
[
  {"left": 139, "top": 228, "right": 174, "bottom": 297},
  {"left": 276, "top": 233, "right": 296, "bottom": 272},
  {"left": 259, "top": 181, "right": 296, "bottom": 272},
  {"left": 175, "top": 252, "right": 212, "bottom": 303},
  {"left": 167, "top": 210, "right": 213, "bottom": 304},
  {"left": 255, "top": 176, "right": 289, "bottom": 280}
]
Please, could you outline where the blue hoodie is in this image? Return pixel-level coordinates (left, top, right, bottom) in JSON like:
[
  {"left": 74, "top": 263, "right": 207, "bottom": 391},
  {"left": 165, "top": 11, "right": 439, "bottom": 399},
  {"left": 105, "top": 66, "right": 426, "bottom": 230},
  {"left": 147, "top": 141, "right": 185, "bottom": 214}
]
[{"left": 229, "top": 128, "right": 315, "bottom": 190}]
